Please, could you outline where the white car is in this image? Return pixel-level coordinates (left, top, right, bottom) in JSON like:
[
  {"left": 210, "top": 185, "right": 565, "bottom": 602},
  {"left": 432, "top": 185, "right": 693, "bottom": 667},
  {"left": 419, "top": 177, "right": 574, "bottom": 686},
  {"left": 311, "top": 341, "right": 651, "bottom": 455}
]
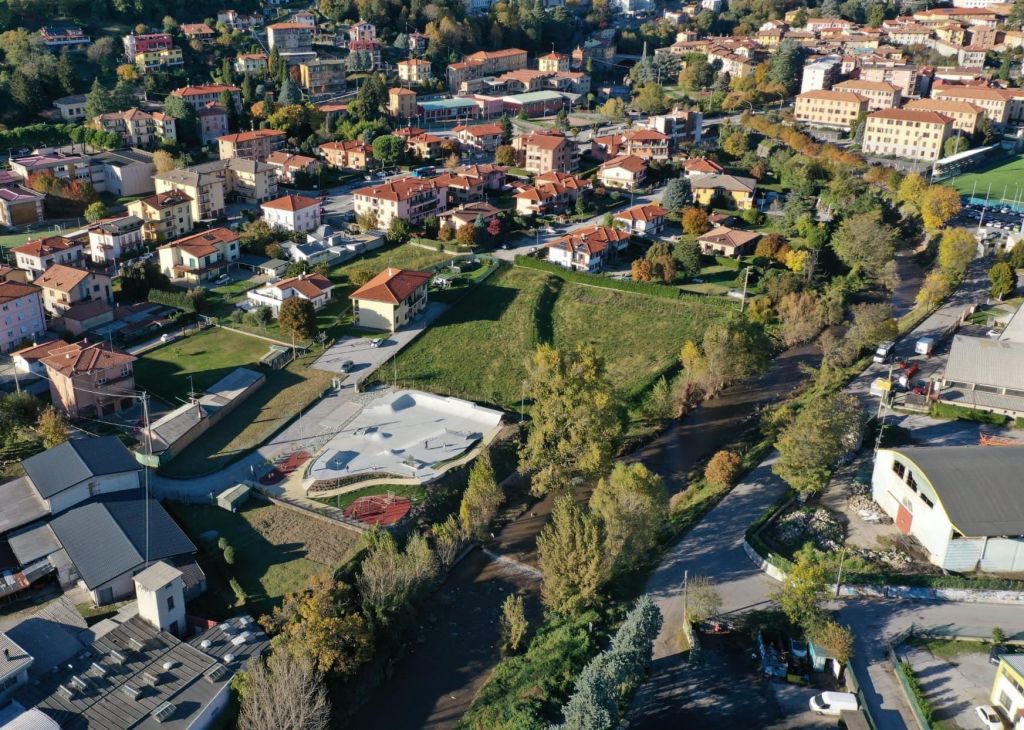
[
  {"left": 975, "top": 705, "right": 1006, "bottom": 729},
  {"left": 368, "top": 338, "right": 385, "bottom": 348}
]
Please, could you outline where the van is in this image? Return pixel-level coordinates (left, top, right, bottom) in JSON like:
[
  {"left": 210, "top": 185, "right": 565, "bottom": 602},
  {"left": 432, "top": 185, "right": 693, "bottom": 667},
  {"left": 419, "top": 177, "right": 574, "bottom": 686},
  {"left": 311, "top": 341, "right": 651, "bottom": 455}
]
[
  {"left": 873, "top": 341, "right": 895, "bottom": 364},
  {"left": 809, "top": 691, "right": 859, "bottom": 716}
]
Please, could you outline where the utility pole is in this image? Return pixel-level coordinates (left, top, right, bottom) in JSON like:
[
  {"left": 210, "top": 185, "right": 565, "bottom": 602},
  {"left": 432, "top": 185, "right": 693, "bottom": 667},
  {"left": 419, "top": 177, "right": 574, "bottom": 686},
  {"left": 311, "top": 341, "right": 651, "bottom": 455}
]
[
  {"left": 142, "top": 392, "right": 152, "bottom": 566},
  {"left": 682, "top": 569, "right": 689, "bottom": 624},
  {"left": 834, "top": 547, "right": 847, "bottom": 598},
  {"left": 740, "top": 267, "right": 752, "bottom": 312}
]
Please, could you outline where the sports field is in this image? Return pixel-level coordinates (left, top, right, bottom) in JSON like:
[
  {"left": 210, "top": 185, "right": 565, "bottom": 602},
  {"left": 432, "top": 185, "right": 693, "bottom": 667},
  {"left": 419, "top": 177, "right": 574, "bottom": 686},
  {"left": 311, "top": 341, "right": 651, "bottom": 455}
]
[{"left": 948, "top": 155, "right": 1024, "bottom": 199}]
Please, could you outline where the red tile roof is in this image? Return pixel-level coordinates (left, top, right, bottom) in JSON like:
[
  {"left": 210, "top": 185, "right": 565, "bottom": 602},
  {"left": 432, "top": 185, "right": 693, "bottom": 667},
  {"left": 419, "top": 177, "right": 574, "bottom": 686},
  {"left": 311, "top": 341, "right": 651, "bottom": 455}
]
[
  {"left": 12, "top": 236, "right": 79, "bottom": 258},
  {"left": 41, "top": 341, "right": 135, "bottom": 378},
  {"left": 274, "top": 273, "right": 333, "bottom": 299},
  {"left": 350, "top": 268, "right": 431, "bottom": 304},
  {"left": 33, "top": 264, "right": 93, "bottom": 293},
  {"left": 0, "top": 281, "right": 41, "bottom": 305},
  {"left": 160, "top": 228, "right": 238, "bottom": 257},
  {"left": 261, "top": 194, "right": 320, "bottom": 212},
  {"left": 615, "top": 204, "right": 668, "bottom": 223},
  {"left": 218, "top": 129, "right": 286, "bottom": 144},
  {"left": 12, "top": 338, "right": 68, "bottom": 363}
]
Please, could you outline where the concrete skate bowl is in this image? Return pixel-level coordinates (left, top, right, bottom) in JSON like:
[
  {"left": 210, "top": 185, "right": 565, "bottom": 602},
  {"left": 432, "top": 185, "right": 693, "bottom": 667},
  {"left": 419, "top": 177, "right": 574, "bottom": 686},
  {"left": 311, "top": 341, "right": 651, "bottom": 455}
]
[{"left": 343, "top": 493, "right": 412, "bottom": 526}]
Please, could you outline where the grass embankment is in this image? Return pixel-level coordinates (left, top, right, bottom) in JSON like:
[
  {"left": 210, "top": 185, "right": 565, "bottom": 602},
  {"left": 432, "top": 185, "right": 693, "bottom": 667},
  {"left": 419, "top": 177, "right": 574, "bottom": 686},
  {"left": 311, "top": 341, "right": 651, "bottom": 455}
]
[
  {"left": 167, "top": 500, "right": 363, "bottom": 619},
  {"left": 313, "top": 483, "right": 427, "bottom": 510}
]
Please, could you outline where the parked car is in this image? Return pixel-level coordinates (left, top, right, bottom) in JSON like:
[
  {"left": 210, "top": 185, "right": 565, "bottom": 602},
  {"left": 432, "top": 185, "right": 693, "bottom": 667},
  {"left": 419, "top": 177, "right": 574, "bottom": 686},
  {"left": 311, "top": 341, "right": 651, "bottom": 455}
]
[
  {"left": 340, "top": 360, "right": 354, "bottom": 373},
  {"left": 975, "top": 704, "right": 1006, "bottom": 729},
  {"left": 369, "top": 338, "right": 385, "bottom": 348},
  {"left": 990, "top": 644, "right": 1018, "bottom": 665}
]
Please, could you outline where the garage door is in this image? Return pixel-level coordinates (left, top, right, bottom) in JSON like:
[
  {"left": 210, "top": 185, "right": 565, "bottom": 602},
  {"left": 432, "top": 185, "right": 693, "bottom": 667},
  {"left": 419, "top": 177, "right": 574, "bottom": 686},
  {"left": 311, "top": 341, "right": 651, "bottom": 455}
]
[{"left": 896, "top": 504, "right": 913, "bottom": 535}]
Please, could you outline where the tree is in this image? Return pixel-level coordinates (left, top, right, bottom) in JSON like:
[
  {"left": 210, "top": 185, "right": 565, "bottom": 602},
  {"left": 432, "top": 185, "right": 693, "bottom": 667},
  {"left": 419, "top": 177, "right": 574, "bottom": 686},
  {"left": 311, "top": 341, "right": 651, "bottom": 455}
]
[
  {"left": 357, "top": 531, "right": 438, "bottom": 626},
  {"left": 916, "top": 270, "right": 952, "bottom": 311},
  {"left": 684, "top": 575, "right": 722, "bottom": 624},
  {"left": 681, "top": 207, "right": 711, "bottom": 236},
  {"left": 459, "top": 449, "right": 504, "bottom": 538},
  {"left": 262, "top": 574, "right": 372, "bottom": 676},
  {"left": 432, "top": 515, "right": 465, "bottom": 569},
  {"left": 84, "top": 201, "right": 108, "bottom": 223},
  {"left": 85, "top": 79, "right": 113, "bottom": 119},
  {"left": 520, "top": 344, "right": 624, "bottom": 496},
  {"left": 556, "top": 651, "right": 618, "bottom": 729},
  {"left": 537, "top": 496, "right": 608, "bottom": 615},
  {"left": 774, "top": 544, "right": 831, "bottom": 628},
  {"left": 990, "top": 261, "right": 1015, "bottom": 300},
  {"left": 372, "top": 134, "right": 403, "bottom": 167},
  {"left": 944, "top": 135, "right": 969, "bottom": 157},
  {"left": 920, "top": 185, "right": 962, "bottom": 231},
  {"left": 662, "top": 177, "right": 691, "bottom": 211},
  {"left": 847, "top": 302, "right": 897, "bottom": 353},
  {"left": 773, "top": 392, "right": 863, "bottom": 496},
  {"left": 117, "top": 64, "right": 140, "bottom": 83},
  {"left": 355, "top": 211, "right": 378, "bottom": 232},
  {"left": 634, "top": 83, "right": 668, "bottom": 115},
  {"left": 37, "top": 406, "right": 69, "bottom": 448},
  {"left": 456, "top": 224, "right": 477, "bottom": 247},
  {"left": 499, "top": 594, "right": 528, "bottom": 654},
  {"left": 599, "top": 97, "right": 626, "bottom": 121},
  {"left": 237, "top": 653, "right": 331, "bottom": 730},
  {"left": 495, "top": 145, "right": 517, "bottom": 166},
  {"left": 487, "top": 217, "right": 502, "bottom": 238},
  {"left": 590, "top": 462, "right": 667, "bottom": 575},
  {"left": 896, "top": 173, "right": 928, "bottom": 211},
  {"left": 499, "top": 114, "right": 513, "bottom": 144},
  {"left": 352, "top": 73, "right": 387, "bottom": 121},
  {"left": 937, "top": 227, "right": 976, "bottom": 278},
  {"left": 278, "top": 76, "right": 301, "bottom": 105},
  {"left": 704, "top": 450, "right": 741, "bottom": 488},
  {"left": 777, "top": 291, "right": 824, "bottom": 346},
  {"left": 1010, "top": 239, "right": 1024, "bottom": 269},
  {"left": 755, "top": 233, "right": 786, "bottom": 259},
  {"left": 674, "top": 238, "right": 702, "bottom": 279},
  {"left": 701, "top": 315, "right": 771, "bottom": 392},
  {"left": 631, "top": 258, "right": 653, "bottom": 281},
  {"left": 722, "top": 130, "right": 751, "bottom": 158},
  {"left": 831, "top": 211, "right": 896, "bottom": 274},
  {"left": 152, "top": 150, "right": 177, "bottom": 173},
  {"left": 386, "top": 217, "right": 410, "bottom": 245},
  {"left": 438, "top": 222, "right": 455, "bottom": 241},
  {"left": 810, "top": 619, "right": 854, "bottom": 665},
  {"left": 278, "top": 297, "right": 317, "bottom": 339}
]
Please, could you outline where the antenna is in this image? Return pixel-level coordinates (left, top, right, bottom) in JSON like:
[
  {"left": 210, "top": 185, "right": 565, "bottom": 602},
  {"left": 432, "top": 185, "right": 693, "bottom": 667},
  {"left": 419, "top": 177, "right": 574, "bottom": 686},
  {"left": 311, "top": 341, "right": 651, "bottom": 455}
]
[{"left": 142, "top": 392, "right": 151, "bottom": 566}]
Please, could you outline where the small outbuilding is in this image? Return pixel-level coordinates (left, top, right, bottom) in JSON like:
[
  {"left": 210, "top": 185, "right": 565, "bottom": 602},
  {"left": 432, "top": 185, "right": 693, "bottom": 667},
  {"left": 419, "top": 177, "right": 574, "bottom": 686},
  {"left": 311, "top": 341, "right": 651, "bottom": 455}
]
[{"left": 216, "top": 483, "right": 250, "bottom": 512}]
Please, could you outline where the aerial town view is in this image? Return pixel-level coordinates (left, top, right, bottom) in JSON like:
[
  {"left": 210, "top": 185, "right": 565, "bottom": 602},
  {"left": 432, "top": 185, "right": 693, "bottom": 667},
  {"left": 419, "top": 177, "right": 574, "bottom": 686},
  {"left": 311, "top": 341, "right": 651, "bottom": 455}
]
[{"left": 2, "top": 0, "right": 1024, "bottom": 727}]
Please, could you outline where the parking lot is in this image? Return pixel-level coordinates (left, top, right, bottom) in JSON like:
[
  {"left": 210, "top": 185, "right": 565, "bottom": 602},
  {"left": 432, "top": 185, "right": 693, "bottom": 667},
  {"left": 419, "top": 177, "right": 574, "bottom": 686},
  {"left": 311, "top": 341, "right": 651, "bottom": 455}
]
[{"left": 900, "top": 641, "right": 997, "bottom": 729}]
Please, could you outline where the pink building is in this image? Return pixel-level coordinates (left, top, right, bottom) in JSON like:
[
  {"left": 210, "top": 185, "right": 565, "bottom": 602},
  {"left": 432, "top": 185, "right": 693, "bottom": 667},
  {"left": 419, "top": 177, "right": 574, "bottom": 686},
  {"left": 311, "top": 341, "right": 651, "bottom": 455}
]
[{"left": 0, "top": 281, "right": 46, "bottom": 353}]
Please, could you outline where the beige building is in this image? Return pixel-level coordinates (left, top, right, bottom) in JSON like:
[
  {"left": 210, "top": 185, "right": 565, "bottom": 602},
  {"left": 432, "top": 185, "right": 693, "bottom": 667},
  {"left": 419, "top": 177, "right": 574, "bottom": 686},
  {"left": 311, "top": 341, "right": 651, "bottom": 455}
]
[
  {"left": 235, "top": 53, "right": 268, "bottom": 74},
  {"left": 597, "top": 155, "right": 648, "bottom": 189},
  {"left": 128, "top": 190, "right": 195, "bottom": 242},
  {"left": 858, "top": 63, "right": 919, "bottom": 98},
  {"left": 33, "top": 264, "right": 113, "bottom": 316},
  {"left": 538, "top": 52, "right": 570, "bottom": 72},
  {"left": 298, "top": 59, "right": 347, "bottom": 95},
  {"left": 388, "top": 87, "right": 418, "bottom": 118},
  {"left": 794, "top": 89, "right": 868, "bottom": 130},
  {"left": 397, "top": 58, "right": 433, "bottom": 84},
  {"left": 904, "top": 98, "right": 984, "bottom": 134},
  {"left": 267, "top": 22, "right": 313, "bottom": 53},
  {"left": 931, "top": 85, "right": 1013, "bottom": 125},
  {"left": 862, "top": 108, "right": 952, "bottom": 161},
  {"left": 833, "top": 79, "right": 902, "bottom": 110},
  {"left": 157, "top": 228, "right": 240, "bottom": 284},
  {"left": 90, "top": 108, "right": 176, "bottom": 147},
  {"left": 169, "top": 84, "right": 242, "bottom": 112},
  {"left": 512, "top": 130, "right": 573, "bottom": 174},
  {"left": 446, "top": 48, "right": 528, "bottom": 91},
  {"left": 350, "top": 268, "right": 431, "bottom": 332},
  {"left": 154, "top": 158, "right": 278, "bottom": 221},
  {"left": 320, "top": 140, "right": 373, "bottom": 170},
  {"left": 41, "top": 341, "right": 137, "bottom": 418},
  {"left": 352, "top": 177, "right": 447, "bottom": 228},
  {"left": 217, "top": 129, "right": 287, "bottom": 162}
]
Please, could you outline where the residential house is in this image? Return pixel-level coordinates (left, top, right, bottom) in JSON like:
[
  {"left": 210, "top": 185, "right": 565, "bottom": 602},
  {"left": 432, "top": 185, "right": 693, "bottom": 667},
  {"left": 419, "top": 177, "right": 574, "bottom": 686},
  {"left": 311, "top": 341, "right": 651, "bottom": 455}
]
[
  {"left": 218, "top": 129, "right": 287, "bottom": 161},
  {"left": 858, "top": 63, "right": 919, "bottom": 98},
  {"left": 197, "top": 104, "right": 229, "bottom": 145},
  {"left": 872, "top": 446, "right": 1024, "bottom": 572},
  {"left": 348, "top": 39, "right": 382, "bottom": 70},
  {"left": 235, "top": 52, "right": 268, "bottom": 74},
  {"left": 135, "top": 47, "right": 184, "bottom": 72},
  {"left": 800, "top": 56, "right": 842, "bottom": 93},
  {"left": 12, "top": 237, "right": 84, "bottom": 279},
  {"left": 406, "top": 132, "right": 445, "bottom": 160},
  {"left": 266, "top": 151, "right": 319, "bottom": 183},
  {"left": 127, "top": 190, "right": 194, "bottom": 242},
  {"left": 157, "top": 227, "right": 240, "bottom": 284},
  {"left": 904, "top": 98, "right": 984, "bottom": 135},
  {"left": 539, "top": 51, "right": 570, "bottom": 72},
  {"left": 320, "top": 139, "right": 372, "bottom": 170},
  {"left": 85, "top": 215, "right": 144, "bottom": 264},
  {"left": 169, "top": 84, "right": 242, "bottom": 112},
  {"left": 33, "top": 265, "right": 112, "bottom": 316},
  {"left": 52, "top": 94, "right": 88, "bottom": 122},
  {"left": 246, "top": 272, "right": 334, "bottom": 315},
  {"left": 349, "top": 20, "right": 376, "bottom": 42},
  {"left": 12, "top": 339, "right": 68, "bottom": 376},
  {"left": 9, "top": 153, "right": 92, "bottom": 186},
  {"left": 40, "top": 26, "right": 90, "bottom": 49},
  {"left": 41, "top": 341, "right": 135, "bottom": 419},
  {"left": 0, "top": 186, "right": 45, "bottom": 227},
  {"left": 593, "top": 129, "right": 671, "bottom": 161},
  {"left": 88, "top": 149, "right": 156, "bottom": 198},
  {"left": 832, "top": 79, "right": 902, "bottom": 110},
  {"left": 298, "top": 59, "right": 347, "bottom": 95},
  {"left": 512, "top": 130, "right": 574, "bottom": 174},
  {"left": 90, "top": 108, "right": 176, "bottom": 147},
  {"left": 438, "top": 201, "right": 501, "bottom": 231},
  {"left": 261, "top": 194, "right": 322, "bottom": 232},
  {"left": 219, "top": 10, "right": 263, "bottom": 28},
  {"left": 154, "top": 158, "right": 278, "bottom": 220},
  {"left": 453, "top": 123, "right": 505, "bottom": 152},
  {"left": 862, "top": 108, "right": 952, "bottom": 161},
  {"left": 931, "top": 84, "right": 1014, "bottom": 125},
  {"left": 990, "top": 655, "right": 1024, "bottom": 722},
  {"left": 431, "top": 172, "right": 485, "bottom": 206},
  {"left": 180, "top": 22, "right": 216, "bottom": 43},
  {"left": 0, "top": 282, "right": 46, "bottom": 353},
  {"left": 794, "top": 90, "right": 869, "bottom": 130},
  {"left": 389, "top": 87, "right": 418, "bottom": 118},
  {"left": 683, "top": 158, "right": 725, "bottom": 178},
  {"left": 514, "top": 171, "right": 591, "bottom": 215},
  {"left": 350, "top": 267, "right": 431, "bottom": 331},
  {"left": 352, "top": 177, "right": 447, "bottom": 227},
  {"left": 697, "top": 226, "right": 761, "bottom": 257},
  {"left": 398, "top": 58, "right": 434, "bottom": 84},
  {"left": 545, "top": 225, "right": 631, "bottom": 272},
  {"left": 691, "top": 174, "right": 758, "bottom": 210},
  {"left": 446, "top": 48, "right": 528, "bottom": 91},
  {"left": 615, "top": 203, "right": 669, "bottom": 236},
  {"left": 122, "top": 32, "right": 172, "bottom": 58},
  {"left": 455, "top": 163, "right": 507, "bottom": 191},
  {"left": 598, "top": 155, "right": 648, "bottom": 189}
]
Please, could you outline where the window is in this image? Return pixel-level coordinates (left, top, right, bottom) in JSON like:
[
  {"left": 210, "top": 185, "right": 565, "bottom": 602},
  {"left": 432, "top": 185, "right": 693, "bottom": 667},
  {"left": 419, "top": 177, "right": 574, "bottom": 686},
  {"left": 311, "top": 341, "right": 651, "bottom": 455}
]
[
  {"left": 167, "top": 595, "right": 175, "bottom": 610},
  {"left": 892, "top": 461, "right": 906, "bottom": 478},
  {"left": 920, "top": 494, "right": 933, "bottom": 508},
  {"left": 906, "top": 472, "right": 917, "bottom": 492}
]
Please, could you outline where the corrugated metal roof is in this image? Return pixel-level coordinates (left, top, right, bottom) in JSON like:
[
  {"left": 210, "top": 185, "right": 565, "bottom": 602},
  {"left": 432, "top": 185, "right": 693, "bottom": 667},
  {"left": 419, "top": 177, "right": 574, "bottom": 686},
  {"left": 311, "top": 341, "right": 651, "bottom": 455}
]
[
  {"left": 23, "top": 437, "right": 139, "bottom": 500},
  {"left": 944, "top": 335, "right": 1024, "bottom": 391}
]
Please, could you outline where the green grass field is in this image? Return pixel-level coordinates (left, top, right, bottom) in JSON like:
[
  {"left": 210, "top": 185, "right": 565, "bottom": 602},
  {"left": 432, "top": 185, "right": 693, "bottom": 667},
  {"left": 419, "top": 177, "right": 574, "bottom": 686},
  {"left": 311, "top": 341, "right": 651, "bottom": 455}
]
[
  {"left": 167, "top": 501, "right": 362, "bottom": 618},
  {"left": 313, "top": 483, "right": 427, "bottom": 510},
  {"left": 948, "top": 155, "right": 1024, "bottom": 198},
  {"left": 134, "top": 328, "right": 272, "bottom": 404},
  {"left": 387, "top": 266, "right": 731, "bottom": 412},
  {"left": 331, "top": 242, "right": 452, "bottom": 283}
]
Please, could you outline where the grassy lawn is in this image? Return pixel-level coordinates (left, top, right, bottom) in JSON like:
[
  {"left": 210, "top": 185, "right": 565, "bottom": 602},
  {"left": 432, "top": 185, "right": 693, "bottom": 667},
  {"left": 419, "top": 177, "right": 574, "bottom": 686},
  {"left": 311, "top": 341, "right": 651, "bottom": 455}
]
[
  {"left": 948, "top": 155, "right": 1024, "bottom": 199},
  {"left": 331, "top": 242, "right": 452, "bottom": 283},
  {"left": 166, "top": 501, "right": 362, "bottom": 619},
  {"left": 160, "top": 349, "right": 335, "bottom": 476},
  {"left": 915, "top": 638, "right": 990, "bottom": 660},
  {"left": 312, "top": 483, "right": 427, "bottom": 510},
  {"left": 385, "top": 266, "right": 729, "bottom": 413},
  {"left": 134, "top": 328, "right": 272, "bottom": 404}
]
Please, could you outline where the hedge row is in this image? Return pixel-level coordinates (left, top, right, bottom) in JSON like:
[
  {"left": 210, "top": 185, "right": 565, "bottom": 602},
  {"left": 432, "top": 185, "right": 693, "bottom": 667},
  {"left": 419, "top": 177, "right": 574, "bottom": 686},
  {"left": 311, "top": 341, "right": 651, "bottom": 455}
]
[
  {"left": 514, "top": 255, "right": 684, "bottom": 299},
  {"left": 148, "top": 288, "right": 197, "bottom": 313}
]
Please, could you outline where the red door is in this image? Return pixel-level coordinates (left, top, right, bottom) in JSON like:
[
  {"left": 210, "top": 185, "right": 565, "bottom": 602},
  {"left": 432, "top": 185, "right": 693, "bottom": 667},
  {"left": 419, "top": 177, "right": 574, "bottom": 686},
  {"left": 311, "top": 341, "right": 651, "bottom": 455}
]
[{"left": 896, "top": 504, "right": 913, "bottom": 535}]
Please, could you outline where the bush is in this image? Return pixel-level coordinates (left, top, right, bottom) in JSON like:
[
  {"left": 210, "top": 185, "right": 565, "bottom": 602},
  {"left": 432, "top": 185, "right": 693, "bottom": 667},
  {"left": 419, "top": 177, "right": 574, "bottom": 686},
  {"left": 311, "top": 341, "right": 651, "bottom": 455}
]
[
  {"left": 217, "top": 537, "right": 229, "bottom": 550},
  {"left": 929, "top": 402, "right": 1010, "bottom": 426},
  {"left": 223, "top": 545, "right": 236, "bottom": 566},
  {"left": 229, "top": 577, "right": 247, "bottom": 606},
  {"left": 704, "top": 450, "right": 741, "bottom": 487},
  {"left": 148, "top": 287, "right": 197, "bottom": 313},
  {"left": 898, "top": 660, "right": 933, "bottom": 722}
]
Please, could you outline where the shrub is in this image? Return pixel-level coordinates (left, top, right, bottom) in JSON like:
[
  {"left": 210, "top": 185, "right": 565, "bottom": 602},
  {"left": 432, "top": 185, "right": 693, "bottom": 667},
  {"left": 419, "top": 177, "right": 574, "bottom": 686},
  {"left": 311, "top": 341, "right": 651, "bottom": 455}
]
[
  {"left": 515, "top": 256, "right": 690, "bottom": 300},
  {"left": 229, "top": 577, "right": 247, "bottom": 606},
  {"left": 217, "top": 537, "right": 229, "bottom": 550},
  {"left": 223, "top": 545, "right": 236, "bottom": 565},
  {"left": 704, "top": 450, "right": 741, "bottom": 487}
]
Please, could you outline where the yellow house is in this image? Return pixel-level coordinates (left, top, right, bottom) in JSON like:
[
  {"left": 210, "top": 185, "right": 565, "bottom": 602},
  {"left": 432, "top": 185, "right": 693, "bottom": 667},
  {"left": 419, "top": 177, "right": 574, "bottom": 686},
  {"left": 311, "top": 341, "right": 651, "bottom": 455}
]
[
  {"left": 135, "top": 47, "right": 183, "bottom": 72},
  {"left": 690, "top": 174, "right": 757, "bottom": 210},
  {"left": 350, "top": 268, "right": 431, "bottom": 332},
  {"left": 991, "top": 655, "right": 1024, "bottom": 724}
]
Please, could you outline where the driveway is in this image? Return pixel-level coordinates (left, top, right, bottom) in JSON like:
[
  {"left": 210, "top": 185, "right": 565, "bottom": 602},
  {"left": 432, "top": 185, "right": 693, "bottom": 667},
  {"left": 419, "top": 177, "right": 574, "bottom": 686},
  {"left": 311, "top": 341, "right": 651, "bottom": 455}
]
[
  {"left": 310, "top": 302, "right": 447, "bottom": 380},
  {"left": 901, "top": 642, "right": 995, "bottom": 729}
]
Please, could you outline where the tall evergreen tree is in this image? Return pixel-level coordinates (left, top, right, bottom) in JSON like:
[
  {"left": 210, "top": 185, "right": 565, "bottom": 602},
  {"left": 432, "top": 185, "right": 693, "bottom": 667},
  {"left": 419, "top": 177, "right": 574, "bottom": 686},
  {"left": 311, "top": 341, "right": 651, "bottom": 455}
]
[
  {"left": 277, "top": 76, "right": 301, "bottom": 105},
  {"left": 85, "top": 79, "right": 114, "bottom": 119}
]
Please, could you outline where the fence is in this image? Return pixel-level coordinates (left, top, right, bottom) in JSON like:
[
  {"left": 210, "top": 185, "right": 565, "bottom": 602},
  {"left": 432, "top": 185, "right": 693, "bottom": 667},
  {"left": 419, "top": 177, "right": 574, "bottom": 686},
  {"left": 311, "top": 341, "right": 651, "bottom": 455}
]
[
  {"left": 889, "top": 642, "right": 932, "bottom": 730},
  {"left": 845, "top": 662, "right": 879, "bottom": 730}
]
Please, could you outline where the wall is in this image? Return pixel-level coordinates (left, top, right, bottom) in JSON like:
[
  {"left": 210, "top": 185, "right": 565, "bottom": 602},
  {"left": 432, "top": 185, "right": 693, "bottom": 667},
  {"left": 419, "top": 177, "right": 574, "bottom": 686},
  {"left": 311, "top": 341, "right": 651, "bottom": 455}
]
[
  {"left": 46, "top": 471, "right": 141, "bottom": 515},
  {"left": 355, "top": 299, "right": 395, "bottom": 331},
  {"left": 871, "top": 450, "right": 954, "bottom": 565}
]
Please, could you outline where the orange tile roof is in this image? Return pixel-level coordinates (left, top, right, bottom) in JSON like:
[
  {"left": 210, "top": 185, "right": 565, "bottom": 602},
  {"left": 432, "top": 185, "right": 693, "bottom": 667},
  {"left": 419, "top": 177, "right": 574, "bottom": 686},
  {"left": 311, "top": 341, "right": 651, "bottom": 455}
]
[
  {"left": 798, "top": 89, "right": 869, "bottom": 102},
  {"left": 41, "top": 341, "right": 135, "bottom": 378},
  {"left": 172, "top": 84, "right": 241, "bottom": 97},
  {"left": 904, "top": 98, "right": 984, "bottom": 115},
  {"left": 353, "top": 177, "right": 442, "bottom": 202},
  {"left": 268, "top": 21, "right": 313, "bottom": 29},
  {"left": 160, "top": 228, "right": 238, "bottom": 257},
  {"left": 546, "top": 225, "right": 630, "bottom": 257},
  {"left": 274, "top": 273, "right": 333, "bottom": 299},
  {"left": 868, "top": 108, "right": 953, "bottom": 124},
  {"left": 33, "top": 265, "right": 92, "bottom": 293},
  {"left": 350, "top": 268, "right": 431, "bottom": 304},
  {"left": 0, "top": 281, "right": 41, "bottom": 305},
  {"left": 12, "top": 236, "right": 79, "bottom": 258},
  {"left": 262, "top": 194, "right": 320, "bottom": 212},
  {"left": 454, "top": 123, "right": 504, "bottom": 137},
  {"left": 520, "top": 131, "right": 569, "bottom": 150},
  {"left": 698, "top": 226, "right": 761, "bottom": 248},
  {"left": 218, "top": 129, "right": 286, "bottom": 144},
  {"left": 12, "top": 338, "right": 68, "bottom": 362},
  {"left": 834, "top": 79, "right": 901, "bottom": 93},
  {"left": 138, "top": 190, "right": 193, "bottom": 209},
  {"left": 683, "top": 158, "right": 725, "bottom": 174},
  {"left": 615, "top": 204, "right": 669, "bottom": 223},
  {"left": 601, "top": 155, "right": 647, "bottom": 173}
]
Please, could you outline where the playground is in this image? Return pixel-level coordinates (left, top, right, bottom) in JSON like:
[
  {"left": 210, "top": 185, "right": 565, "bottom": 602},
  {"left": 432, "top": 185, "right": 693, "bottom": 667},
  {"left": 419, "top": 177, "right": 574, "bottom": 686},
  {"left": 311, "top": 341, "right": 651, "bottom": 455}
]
[
  {"left": 343, "top": 493, "right": 413, "bottom": 526},
  {"left": 305, "top": 389, "right": 504, "bottom": 492}
]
